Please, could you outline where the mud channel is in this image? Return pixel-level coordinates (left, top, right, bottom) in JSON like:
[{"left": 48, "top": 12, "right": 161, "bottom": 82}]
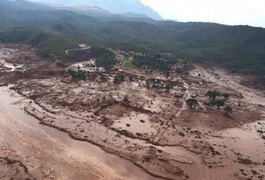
[{"left": 0, "top": 86, "right": 158, "bottom": 180}]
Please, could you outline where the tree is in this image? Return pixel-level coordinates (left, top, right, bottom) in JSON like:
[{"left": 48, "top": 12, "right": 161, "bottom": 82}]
[
  {"left": 123, "top": 95, "right": 129, "bottom": 103},
  {"left": 222, "top": 93, "right": 230, "bottom": 101},
  {"left": 206, "top": 90, "right": 221, "bottom": 101},
  {"left": 67, "top": 68, "right": 75, "bottom": 77},
  {"left": 186, "top": 98, "right": 198, "bottom": 109},
  {"left": 165, "top": 82, "right": 173, "bottom": 92},
  {"left": 165, "top": 71, "right": 170, "bottom": 78},
  {"left": 224, "top": 106, "right": 232, "bottom": 116},
  {"left": 213, "top": 99, "right": 225, "bottom": 109},
  {"left": 113, "top": 73, "right": 125, "bottom": 84},
  {"left": 67, "top": 68, "right": 86, "bottom": 80},
  {"left": 128, "top": 74, "right": 134, "bottom": 81}
]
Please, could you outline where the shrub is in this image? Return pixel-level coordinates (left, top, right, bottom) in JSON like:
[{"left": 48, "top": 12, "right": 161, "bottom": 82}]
[
  {"left": 113, "top": 73, "right": 125, "bottom": 84},
  {"left": 224, "top": 106, "right": 233, "bottom": 116},
  {"left": 186, "top": 98, "right": 198, "bottom": 109}
]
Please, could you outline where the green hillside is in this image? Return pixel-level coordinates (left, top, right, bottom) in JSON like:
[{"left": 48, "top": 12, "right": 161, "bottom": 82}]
[{"left": 0, "top": 0, "right": 264, "bottom": 79}]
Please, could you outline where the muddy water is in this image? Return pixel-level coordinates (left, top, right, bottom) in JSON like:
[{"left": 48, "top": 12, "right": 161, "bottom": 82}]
[
  {"left": 0, "top": 87, "right": 158, "bottom": 180},
  {"left": 219, "top": 120, "right": 265, "bottom": 158},
  {"left": 112, "top": 113, "right": 157, "bottom": 135}
]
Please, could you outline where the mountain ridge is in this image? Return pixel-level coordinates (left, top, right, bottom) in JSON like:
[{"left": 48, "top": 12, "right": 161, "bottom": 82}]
[{"left": 29, "top": 0, "right": 162, "bottom": 20}]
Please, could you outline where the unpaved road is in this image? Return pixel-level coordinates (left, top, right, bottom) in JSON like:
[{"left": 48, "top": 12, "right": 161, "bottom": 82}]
[{"left": 0, "top": 86, "right": 157, "bottom": 180}]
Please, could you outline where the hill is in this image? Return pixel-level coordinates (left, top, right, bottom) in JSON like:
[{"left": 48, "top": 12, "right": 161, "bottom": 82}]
[{"left": 0, "top": 0, "right": 264, "bottom": 81}]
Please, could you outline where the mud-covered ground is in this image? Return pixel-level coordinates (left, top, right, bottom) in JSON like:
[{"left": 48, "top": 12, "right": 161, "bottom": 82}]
[
  {"left": 0, "top": 44, "right": 265, "bottom": 180},
  {"left": 0, "top": 157, "right": 35, "bottom": 180}
]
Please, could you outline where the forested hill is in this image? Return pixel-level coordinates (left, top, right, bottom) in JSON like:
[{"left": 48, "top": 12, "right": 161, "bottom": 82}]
[{"left": 0, "top": 0, "right": 265, "bottom": 79}]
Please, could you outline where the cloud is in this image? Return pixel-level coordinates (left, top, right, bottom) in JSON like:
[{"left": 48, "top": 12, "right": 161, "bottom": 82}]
[{"left": 141, "top": 0, "right": 265, "bottom": 27}]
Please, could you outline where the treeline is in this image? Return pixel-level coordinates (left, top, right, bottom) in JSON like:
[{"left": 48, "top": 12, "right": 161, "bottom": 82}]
[
  {"left": 96, "top": 51, "right": 117, "bottom": 69},
  {"left": 133, "top": 54, "right": 171, "bottom": 72}
]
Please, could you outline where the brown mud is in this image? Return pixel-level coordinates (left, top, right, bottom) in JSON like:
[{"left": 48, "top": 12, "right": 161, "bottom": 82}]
[{"left": 0, "top": 44, "right": 265, "bottom": 180}]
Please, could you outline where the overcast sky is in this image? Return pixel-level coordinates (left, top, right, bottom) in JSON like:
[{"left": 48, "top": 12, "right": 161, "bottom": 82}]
[{"left": 141, "top": 0, "right": 265, "bottom": 27}]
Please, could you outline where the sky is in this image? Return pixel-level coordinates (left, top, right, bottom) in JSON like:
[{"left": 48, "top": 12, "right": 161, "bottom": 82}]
[{"left": 140, "top": 0, "right": 265, "bottom": 27}]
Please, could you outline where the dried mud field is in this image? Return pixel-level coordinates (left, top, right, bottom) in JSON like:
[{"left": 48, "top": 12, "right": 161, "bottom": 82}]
[{"left": 0, "top": 44, "right": 265, "bottom": 180}]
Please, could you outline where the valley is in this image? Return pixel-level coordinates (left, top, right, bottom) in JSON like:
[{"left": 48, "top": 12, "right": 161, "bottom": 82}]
[{"left": 0, "top": 44, "right": 264, "bottom": 180}]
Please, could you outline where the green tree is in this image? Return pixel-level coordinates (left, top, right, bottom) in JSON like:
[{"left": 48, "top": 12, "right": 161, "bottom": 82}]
[
  {"left": 123, "top": 94, "right": 129, "bottom": 103},
  {"left": 186, "top": 98, "right": 198, "bottom": 109},
  {"left": 222, "top": 93, "right": 230, "bottom": 101},
  {"left": 213, "top": 99, "right": 225, "bottom": 109},
  {"left": 114, "top": 73, "right": 125, "bottom": 84},
  {"left": 224, "top": 106, "right": 233, "bottom": 116},
  {"left": 206, "top": 90, "right": 221, "bottom": 101}
]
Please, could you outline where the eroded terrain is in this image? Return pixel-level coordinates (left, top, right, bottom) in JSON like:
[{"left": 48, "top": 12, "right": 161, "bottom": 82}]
[{"left": 0, "top": 44, "right": 265, "bottom": 180}]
